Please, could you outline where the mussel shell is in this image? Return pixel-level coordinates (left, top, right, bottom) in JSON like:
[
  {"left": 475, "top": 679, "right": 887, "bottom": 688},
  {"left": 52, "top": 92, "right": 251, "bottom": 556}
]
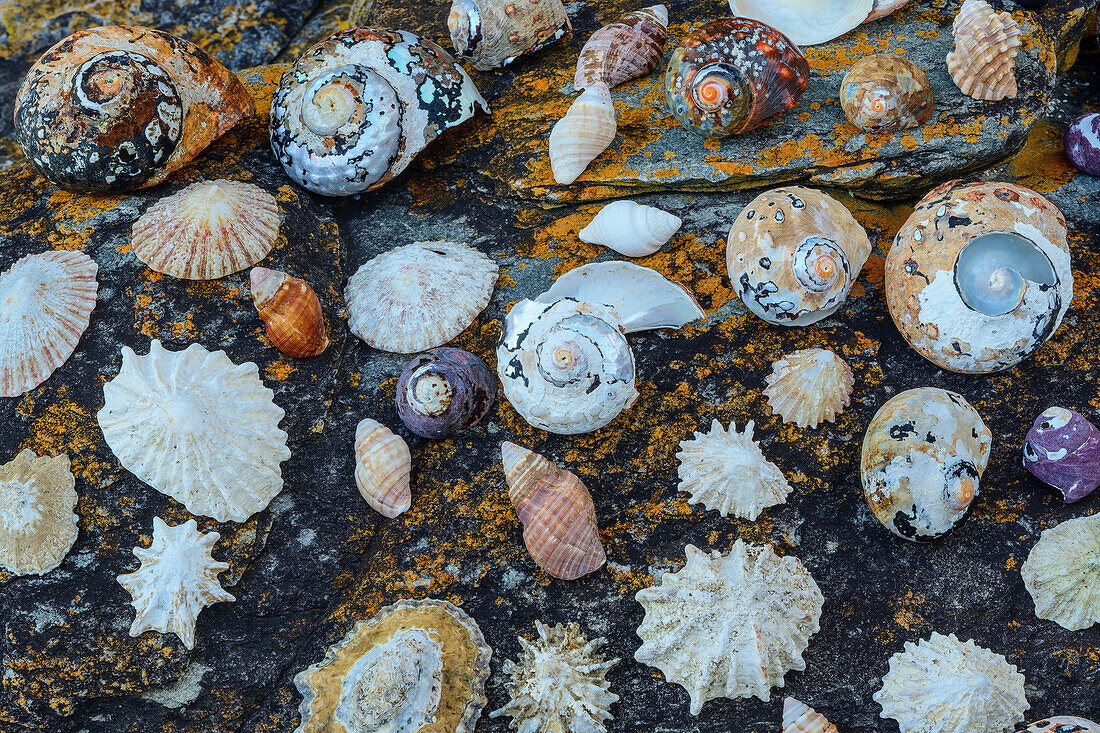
[
  {"left": 840, "top": 53, "right": 934, "bottom": 133},
  {"left": 395, "top": 347, "right": 496, "bottom": 439}
]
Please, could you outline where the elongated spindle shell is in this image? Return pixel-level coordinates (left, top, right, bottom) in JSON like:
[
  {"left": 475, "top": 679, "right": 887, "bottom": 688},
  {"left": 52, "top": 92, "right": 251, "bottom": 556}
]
[{"left": 354, "top": 418, "right": 412, "bottom": 518}]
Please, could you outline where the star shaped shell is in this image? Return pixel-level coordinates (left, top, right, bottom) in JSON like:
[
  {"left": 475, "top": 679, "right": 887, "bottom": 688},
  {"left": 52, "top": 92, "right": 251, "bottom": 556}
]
[
  {"left": 764, "top": 348, "right": 854, "bottom": 428},
  {"left": 675, "top": 419, "right": 792, "bottom": 520},
  {"left": 1021, "top": 513, "right": 1100, "bottom": 631},
  {"left": 0, "top": 450, "right": 78, "bottom": 575},
  {"left": 98, "top": 340, "right": 291, "bottom": 523},
  {"left": 345, "top": 240, "right": 498, "bottom": 354},
  {"left": 634, "top": 540, "right": 824, "bottom": 714}
]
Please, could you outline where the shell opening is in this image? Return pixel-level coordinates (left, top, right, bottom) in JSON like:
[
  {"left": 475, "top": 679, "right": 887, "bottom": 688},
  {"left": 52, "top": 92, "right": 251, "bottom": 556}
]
[{"left": 954, "top": 231, "right": 1056, "bottom": 316}]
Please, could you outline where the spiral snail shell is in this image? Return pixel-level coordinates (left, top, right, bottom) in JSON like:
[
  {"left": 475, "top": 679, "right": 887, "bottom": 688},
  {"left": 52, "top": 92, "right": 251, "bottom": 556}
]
[
  {"left": 395, "top": 348, "right": 496, "bottom": 439},
  {"left": 840, "top": 54, "right": 934, "bottom": 133}
]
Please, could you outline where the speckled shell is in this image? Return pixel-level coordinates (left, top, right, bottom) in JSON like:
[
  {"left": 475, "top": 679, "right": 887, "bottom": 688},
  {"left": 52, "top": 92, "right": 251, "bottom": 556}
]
[
  {"left": 764, "top": 348, "right": 854, "bottom": 428},
  {"left": 861, "top": 387, "right": 991, "bottom": 542},
  {"left": 448, "top": 0, "right": 571, "bottom": 71},
  {"left": 784, "top": 697, "right": 839, "bottom": 733},
  {"left": 354, "top": 418, "right": 412, "bottom": 519},
  {"left": 886, "top": 180, "right": 1072, "bottom": 374},
  {"left": 1065, "top": 112, "right": 1100, "bottom": 176},
  {"left": 575, "top": 5, "right": 668, "bottom": 91},
  {"left": 726, "top": 187, "right": 871, "bottom": 326},
  {"left": 840, "top": 53, "right": 934, "bottom": 132},
  {"left": 294, "top": 598, "right": 492, "bottom": 733},
  {"left": 1021, "top": 513, "right": 1100, "bottom": 631},
  {"left": 578, "top": 200, "right": 682, "bottom": 258},
  {"left": 665, "top": 17, "right": 809, "bottom": 138},
  {"left": 395, "top": 348, "right": 496, "bottom": 439},
  {"left": 1018, "top": 717, "right": 1100, "bottom": 732},
  {"left": 727, "top": 0, "right": 872, "bottom": 46},
  {"left": 1023, "top": 407, "right": 1100, "bottom": 503},
  {"left": 270, "top": 28, "right": 488, "bottom": 197},
  {"left": 946, "top": 0, "right": 1021, "bottom": 101},
  {"left": 250, "top": 267, "right": 330, "bottom": 358},
  {"left": 549, "top": 82, "right": 617, "bottom": 185},
  {"left": 14, "top": 26, "right": 253, "bottom": 193},
  {"left": 0, "top": 450, "right": 78, "bottom": 576}
]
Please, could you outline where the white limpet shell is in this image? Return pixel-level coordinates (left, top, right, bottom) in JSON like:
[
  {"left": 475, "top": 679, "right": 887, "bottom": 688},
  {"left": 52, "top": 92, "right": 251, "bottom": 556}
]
[
  {"left": 675, "top": 419, "right": 792, "bottom": 520},
  {"left": 727, "top": 0, "right": 873, "bottom": 46},
  {"left": 946, "top": 0, "right": 1021, "bottom": 102},
  {"left": 1021, "top": 513, "right": 1100, "bottom": 631},
  {"left": 0, "top": 250, "right": 98, "bottom": 398},
  {"left": 345, "top": 240, "right": 498, "bottom": 354},
  {"left": 98, "top": 340, "right": 291, "bottom": 523},
  {"left": 549, "top": 83, "right": 616, "bottom": 185},
  {"left": 535, "top": 261, "right": 704, "bottom": 333},
  {"left": 874, "top": 632, "right": 1029, "bottom": 733},
  {"left": 634, "top": 540, "right": 824, "bottom": 715},
  {"left": 491, "top": 621, "right": 619, "bottom": 732},
  {"left": 578, "top": 200, "right": 682, "bottom": 258},
  {"left": 354, "top": 418, "right": 412, "bottom": 519},
  {"left": 784, "top": 697, "right": 839, "bottom": 733},
  {"left": 764, "top": 348, "right": 854, "bottom": 428},
  {"left": 116, "top": 516, "right": 235, "bottom": 650},
  {"left": 0, "top": 450, "right": 78, "bottom": 575}
]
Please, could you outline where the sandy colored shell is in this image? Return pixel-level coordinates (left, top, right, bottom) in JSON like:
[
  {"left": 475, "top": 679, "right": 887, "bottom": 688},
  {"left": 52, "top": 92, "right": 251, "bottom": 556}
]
[
  {"left": 840, "top": 53, "right": 935, "bottom": 132},
  {"left": 764, "top": 348, "right": 854, "bottom": 428},
  {"left": 1021, "top": 513, "right": 1100, "bottom": 631},
  {"left": 549, "top": 83, "right": 616, "bottom": 185},
  {"left": 575, "top": 5, "right": 668, "bottom": 91},
  {"left": 250, "top": 267, "right": 329, "bottom": 358},
  {"left": 354, "top": 418, "right": 412, "bottom": 519},
  {"left": 345, "top": 240, "right": 498, "bottom": 354},
  {"left": 784, "top": 697, "right": 838, "bottom": 733},
  {"left": 0, "top": 450, "right": 78, "bottom": 576},
  {"left": 874, "top": 632, "right": 1029, "bottom": 733},
  {"left": 675, "top": 419, "right": 792, "bottom": 520},
  {"left": 634, "top": 540, "right": 824, "bottom": 715},
  {"left": 947, "top": 0, "right": 1020, "bottom": 101},
  {"left": 578, "top": 200, "right": 681, "bottom": 258},
  {"left": 0, "top": 250, "right": 98, "bottom": 398},
  {"left": 449, "top": 0, "right": 571, "bottom": 71}
]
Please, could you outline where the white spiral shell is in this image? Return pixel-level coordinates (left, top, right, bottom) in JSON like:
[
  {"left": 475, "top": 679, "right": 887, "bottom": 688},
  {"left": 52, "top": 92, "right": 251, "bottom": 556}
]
[{"left": 578, "top": 200, "right": 682, "bottom": 257}]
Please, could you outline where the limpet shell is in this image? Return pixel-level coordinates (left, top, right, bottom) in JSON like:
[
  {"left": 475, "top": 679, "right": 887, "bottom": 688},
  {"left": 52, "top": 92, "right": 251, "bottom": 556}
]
[
  {"left": 0, "top": 450, "right": 78, "bottom": 576},
  {"left": 1021, "top": 513, "right": 1100, "bottom": 631},
  {"left": 764, "top": 348, "right": 854, "bottom": 428}
]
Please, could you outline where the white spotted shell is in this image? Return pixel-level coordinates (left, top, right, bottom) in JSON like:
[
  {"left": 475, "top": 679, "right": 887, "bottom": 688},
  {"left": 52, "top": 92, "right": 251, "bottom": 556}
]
[
  {"left": 0, "top": 450, "right": 78, "bottom": 576},
  {"left": 764, "top": 348, "right": 854, "bottom": 428},
  {"left": 578, "top": 200, "right": 682, "bottom": 258},
  {"left": 1021, "top": 513, "right": 1100, "bottom": 631},
  {"left": 946, "top": 0, "right": 1020, "bottom": 101}
]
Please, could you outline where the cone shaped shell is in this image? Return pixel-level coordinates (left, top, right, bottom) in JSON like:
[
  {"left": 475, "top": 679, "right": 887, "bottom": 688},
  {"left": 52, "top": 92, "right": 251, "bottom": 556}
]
[
  {"left": 250, "top": 267, "right": 329, "bottom": 358},
  {"left": 0, "top": 450, "right": 78, "bottom": 575},
  {"left": 1021, "top": 513, "right": 1100, "bottom": 631},
  {"left": 549, "top": 83, "right": 616, "bottom": 185},
  {"left": 354, "top": 418, "right": 412, "bottom": 519},
  {"left": 449, "top": 0, "right": 571, "bottom": 71},
  {"left": 946, "top": 0, "right": 1020, "bottom": 101},
  {"left": 783, "top": 698, "right": 839, "bottom": 733},
  {"left": 575, "top": 5, "right": 668, "bottom": 90},
  {"left": 578, "top": 200, "right": 682, "bottom": 258},
  {"left": 764, "top": 348, "right": 854, "bottom": 428}
]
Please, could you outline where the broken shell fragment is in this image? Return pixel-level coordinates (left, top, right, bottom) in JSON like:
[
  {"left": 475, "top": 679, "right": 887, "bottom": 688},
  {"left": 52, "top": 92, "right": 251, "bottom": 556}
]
[
  {"left": 449, "top": 0, "right": 571, "bottom": 71},
  {"left": 549, "top": 83, "right": 617, "bottom": 185},
  {"left": 396, "top": 348, "right": 496, "bottom": 439},
  {"left": 727, "top": 0, "right": 872, "bottom": 46},
  {"left": 1023, "top": 407, "right": 1100, "bottom": 503},
  {"left": 840, "top": 53, "right": 935, "bottom": 133},
  {"left": 575, "top": 5, "right": 668, "bottom": 91},
  {"left": 0, "top": 450, "right": 78, "bottom": 576},
  {"left": 249, "top": 267, "right": 330, "bottom": 358},
  {"left": 1021, "top": 513, "right": 1100, "bottom": 631},
  {"left": 784, "top": 697, "right": 839, "bottom": 733},
  {"left": 1019, "top": 717, "right": 1100, "bottom": 732},
  {"left": 946, "top": 0, "right": 1021, "bottom": 101},
  {"left": 578, "top": 200, "right": 682, "bottom": 257},
  {"left": 354, "top": 418, "right": 412, "bottom": 519},
  {"left": 764, "top": 348, "right": 854, "bottom": 428}
]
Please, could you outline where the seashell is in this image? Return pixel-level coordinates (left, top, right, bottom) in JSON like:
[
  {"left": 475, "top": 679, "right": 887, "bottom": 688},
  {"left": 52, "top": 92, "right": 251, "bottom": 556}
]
[
  {"left": 448, "top": 0, "right": 571, "bottom": 71},
  {"left": 497, "top": 298, "right": 637, "bottom": 435},
  {"left": 536, "top": 261, "right": 704, "bottom": 333},
  {"left": 727, "top": 0, "right": 872, "bottom": 46},
  {"left": 354, "top": 418, "right": 412, "bottom": 519},
  {"left": 501, "top": 442, "right": 606, "bottom": 580},
  {"left": 396, "top": 348, "right": 496, "bottom": 439},
  {"left": 727, "top": 187, "right": 871, "bottom": 326},
  {"left": 0, "top": 250, "right": 98, "bottom": 398},
  {"left": 665, "top": 17, "right": 809, "bottom": 138},
  {"left": 1018, "top": 717, "right": 1100, "bottom": 732},
  {"left": 946, "top": 0, "right": 1021, "bottom": 101},
  {"left": 574, "top": 5, "right": 668, "bottom": 91},
  {"left": 635, "top": 540, "right": 824, "bottom": 714},
  {"left": 249, "top": 267, "right": 330, "bottom": 358},
  {"left": 98, "top": 340, "right": 291, "bottom": 523},
  {"left": 0, "top": 450, "right": 78, "bottom": 576},
  {"left": 840, "top": 53, "right": 935, "bottom": 133},
  {"left": 675, "top": 419, "right": 792, "bottom": 520},
  {"left": 294, "top": 598, "right": 491, "bottom": 733},
  {"left": 1020, "top": 513, "right": 1100, "bottom": 631},
  {"left": 861, "top": 387, "right": 991, "bottom": 542},
  {"left": 1065, "top": 112, "right": 1100, "bottom": 176},
  {"left": 345, "top": 240, "right": 498, "bottom": 354},
  {"left": 1023, "top": 407, "right": 1100, "bottom": 503},
  {"left": 131, "top": 179, "right": 279, "bottom": 281},
  {"left": 577, "top": 200, "right": 682, "bottom": 257},
  {"left": 116, "top": 516, "right": 235, "bottom": 650},
  {"left": 491, "top": 621, "right": 619, "bottom": 731},
  {"left": 270, "top": 28, "right": 488, "bottom": 197},
  {"left": 867, "top": 0, "right": 913, "bottom": 21},
  {"left": 886, "top": 180, "right": 1072, "bottom": 374},
  {"left": 14, "top": 26, "right": 253, "bottom": 193},
  {"left": 784, "top": 697, "right": 839, "bottom": 733},
  {"left": 549, "top": 83, "right": 617, "bottom": 185},
  {"left": 874, "top": 632, "right": 1029, "bottom": 733},
  {"left": 764, "top": 348, "right": 854, "bottom": 428}
]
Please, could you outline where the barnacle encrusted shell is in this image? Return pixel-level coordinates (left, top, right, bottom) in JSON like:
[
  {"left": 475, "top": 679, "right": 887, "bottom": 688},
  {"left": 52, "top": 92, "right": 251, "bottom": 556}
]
[
  {"left": 764, "top": 348, "right": 854, "bottom": 428},
  {"left": 294, "top": 598, "right": 491, "bottom": 733},
  {"left": 1020, "top": 513, "right": 1100, "bottom": 631},
  {"left": 665, "top": 17, "right": 809, "bottom": 138},
  {"left": 946, "top": 0, "right": 1021, "bottom": 101},
  {"left": 727, "top": 0, "right": 872, "bottom": 46},
  {"left": 131, "top": 180, "right": 280, "bottom": 280},
  {"left": 491, "top": 621, "right": 619, "bottom": 732},
  {"left": 1020, "top": 717, "right": 1100, "bottom": 732},
  {"left": 549, "top": 82, "right": 617, "bottom": 185},
  {"left": 578, "top": 200, "right": 682, "bottom": 258},
  {"left": 634, "top": 540, "right": 824, "bottom": 714},
  {"left": 0, "top": 250, "right": 98, "bottom": 398},
  {"left": 270, "top": 28, "right": 488, "bottom": 197},
  {"left": 396, "top": 348, "right": 496, "bottom": 439},
  {"left": 448, "top": 0, "right": 571, "bottom": 71},
  {"left": 575, "top": 5, "right": 668, "bottom": 91},
  {"left": 1023, "top": 407, "right": 1100, "bottom": 503},
  {"left": 886, "top": 180, "right": 1072, "bottom": 374},
  {"left": 501, "top": 442, "right": 606, "bottom": 580},
  {"left": 861, "top": 388, "right": 991, "bottom": 542},
  {"left": 354, "top": 418, "right": 412, "bottom": 519},
  {"left": 98, "top": 340, "right": 291, "bottom": 523},
  {"left": 116, "top": 516, "right": 234, "bottom": 650},
  {"left": 14, "top": 26, "right": 253, "bottom": 193},
  {"left": 497, "top": 298, "right": 637, "bottom": 435},
  {"left": 0, "top": 451, "right": 78, "bottom": 576},
  {"left": 675, "top": 419, "right": 792, "bottom": 520},
  {"left": 250, "top": 267, "right": 330, "bottom": 358},
  {"left": 784, "top": 697, "right": 839, "bottom": 733},
  {"left": 727, "top": 187, "right": 871, "bottom": 326},
  {"left": 874, "top": 632, "right": 1029, "bottom": 733},
  {"left": 345, "top": 240, "right": 498, "bottom": 354},
  {"left": 840, "top": 53, "right": 935, "bottom": 132}
]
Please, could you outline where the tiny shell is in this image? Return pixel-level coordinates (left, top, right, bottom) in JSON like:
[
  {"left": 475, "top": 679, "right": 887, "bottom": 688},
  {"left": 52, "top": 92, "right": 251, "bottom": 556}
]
[
  {"left": 395, "top": 348, "right": 496, "bottom": 439},
  {"left": 0, "top": 450, "right": 78, "bottom": 576},
  {"left": 449, "top": 0, "right": 571, "bottom": 71},
  {"left": 1023, "top": 407, "right": 1100, "bottom": 503},
  {"left": 1021, "top": 513, "right": 1100, "bottom": 631},
  {"left": 501, "top": 441, "right": 606, "bottom": 580},
  {"left": 784, "top": 697, "right": 839, "bottom": 733},
  {"left": 575, "top": 5, "right": 668, "bottom": 91},
  {"left": 578, "top": 200, "right": 682, "bottom": 257},
  {"left": 840, "top": 53, "right": 935, "bottom": 133},
  {"left": 946, "top": 0, "right": 1021, "bottom": 101},
  {"left": 354, "top": 418, "right": 412, "bottom": 519},
  {"left": 249, "top": 267, "right": 330, "bottom": 358},
  {"left": 727, "top": 0, "right": 872, "bottom": 46},
  {"left": 764, "top": 348, "right": 854, "bottom": 428},
  {"left": 549, "top": 83, "right": 617, "bottom": 185},
  {"left": 1065, "top": 112, "right": 1100, "bottom": 176},
  {"left": 1019, "top": 717, "right": 1100, "bottom": 732}
]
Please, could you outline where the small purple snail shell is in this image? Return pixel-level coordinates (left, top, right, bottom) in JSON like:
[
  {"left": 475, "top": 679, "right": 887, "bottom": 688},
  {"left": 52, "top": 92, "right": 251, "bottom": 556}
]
[
  {"left": 1022, "top": 407, "right": 1100, "bottom": 503},
  {"left": 396, "top": 347, "right": 496, "bottom": 439},
  {"left": 1065, "top": 113, "right": 1100, "bottom": 176}
]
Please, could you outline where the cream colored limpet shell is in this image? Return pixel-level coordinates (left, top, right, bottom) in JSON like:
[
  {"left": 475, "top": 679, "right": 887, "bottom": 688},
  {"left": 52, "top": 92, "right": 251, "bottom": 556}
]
[
  {"left": 1021, "top": 513, "right": 1100, "bottom": 631},
  {"left": 0, "top": 450, "right": 78, "bottom": 575},
  {"left": 764, "top": 348, "right": 854, "bottom": 428}
]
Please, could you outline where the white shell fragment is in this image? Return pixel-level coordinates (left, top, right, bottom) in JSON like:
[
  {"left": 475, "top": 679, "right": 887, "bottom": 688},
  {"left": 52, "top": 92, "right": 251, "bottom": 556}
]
[
  {"left": 549, "top": 83, "right": 617, "bottom": 185},
  {"left": 634, "top": 540, "right": 824, "bottom": 715},
  {"left": 578, "top": 201, "right": 682, "bottom": 258},
  {"left": 727, "top": 0, "right": 873, "bottom": 46},
  {"left": 0, "top": 450, "right": 78, "bottom": 576},
  {"left": 675, "top": 419, "right": 792, "bottom": 520},
  {"left": 764, "top": 348, "right": 854, "bottom": 428},
  {"left": 1021, "top": 513, "right": 1100, "bottom": 631},
  {"left": 345, "top": 240, "right": 498, "bottom": 354},
  {"left": 98, "top": 340, "right": 291, "bottom": 523},
  {"left": 354, "top": 418, "right": 412, "bottom": 519},
  {"left": 116, "top": 516, "right": 235, "bottom": 650}
]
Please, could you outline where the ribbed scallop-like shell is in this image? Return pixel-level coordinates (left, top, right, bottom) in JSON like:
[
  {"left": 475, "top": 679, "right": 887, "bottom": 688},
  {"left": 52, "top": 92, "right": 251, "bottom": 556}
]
[
  {"left": 1021, "top": 513, "right": 1100, "bottom": 631},
  {"left": 946, "top": 0, "right": 1021, "bottom": 101},
  {"left": 354, "top": 418, "right": 412, "bottom": 519},
  {"left": 0, "top": 450, "right": 78, "bottom": 576},
  {"left": 874, "top": 632, "right": 1029, "bottom": 733},
  {"left": 675, "top": 419, "right": 792, "bottom": 520},
  {"left": 0, "top": 250, "right": 98, "bottom": 398},
  {"left": 549, "top": 83, "right": 616, "bottom": 185},
  {"left": 578, "top": 200, "right": 682, "bottom": 258},
  {"left": 501, "top": 442, "right": 605, "bottom": 580},
  {"left": 250, "top": 267, "right": 329, "bottom": 358},
  {"left": 448, "top": 0, "right": 571, "bottom": 71},
  {"left": 345, "top": 240, "right": 498, "bottom": 354},
  {"left": 764, "top": 348, "right": 854, "bottom": 428},
  {"left": 575, "top": 5, "right": 668, "bottom": 91},
  {"left": 1020, "top": 717, "right": 1100, "bottom": 732},
  {"left": 840, "top": 53, "right": 935, "bottom": 133},
  {"left": 784, "top": 697, "right": 839, "bottom": 733}
]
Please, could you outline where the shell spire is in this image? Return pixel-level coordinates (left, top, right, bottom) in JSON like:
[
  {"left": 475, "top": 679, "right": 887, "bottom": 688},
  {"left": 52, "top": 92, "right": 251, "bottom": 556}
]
[
  {"left": 250, "top": 267, "right": 330, "bottom": 358},
  {"left": 549, "top": 83, "right": 617, "bottom": 185},
  {"left": 354, "top": 418, "right": 412, "bottom": 519},
  {"left": 946, "top": 0, "right": 1021, "bottom": 101},
  {"left": 783, "top": 697, "right": 839, "bottom": 733},
  {"left": 574, "top": 5, "right": 668, "bottom": 91}
]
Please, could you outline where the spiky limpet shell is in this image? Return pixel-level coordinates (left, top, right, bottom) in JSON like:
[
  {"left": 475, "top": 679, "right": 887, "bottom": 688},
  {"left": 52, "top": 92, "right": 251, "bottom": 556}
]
[
  {"left": 1021, "top": 513, "right": 1100, "bottom": 631},
  {"left": 0, "top": 450, "right": 78, "bottom": 576},
  {"left": 764, "top": 348, "right": 854, "bottom": 428}
]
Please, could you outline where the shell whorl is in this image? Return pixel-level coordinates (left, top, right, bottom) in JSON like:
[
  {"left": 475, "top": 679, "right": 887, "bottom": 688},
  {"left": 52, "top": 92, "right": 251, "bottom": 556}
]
[
  {"left": 793, "top": 238, "right": 849, "bottom": 294},
  {"left": 946, "top": 0, "right": 1021, "bottom": 101}
]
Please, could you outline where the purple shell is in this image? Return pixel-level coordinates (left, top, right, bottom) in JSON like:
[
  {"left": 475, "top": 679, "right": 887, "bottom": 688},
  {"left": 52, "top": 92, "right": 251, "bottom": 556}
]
[
  {"left": 1022, "top": 407, "right": 1100, "bottom": 503},
  {"left": 395, "top": 347, "right": 496, "bottom": 439},
  {"left": 1016, "top": 717, "right": 1100, "bottom": 733},
  {"left": 1065, "top": 113, "right": 1100, "bottom": 176}
]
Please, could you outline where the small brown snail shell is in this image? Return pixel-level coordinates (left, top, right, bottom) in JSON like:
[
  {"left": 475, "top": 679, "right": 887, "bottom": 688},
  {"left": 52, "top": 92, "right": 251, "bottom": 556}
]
[
  {"left": 249, "top": 267, "right": 330, "bottom": 358},
  {"left": 839, "top": 53, "right": 934, "bottom": 133}
]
